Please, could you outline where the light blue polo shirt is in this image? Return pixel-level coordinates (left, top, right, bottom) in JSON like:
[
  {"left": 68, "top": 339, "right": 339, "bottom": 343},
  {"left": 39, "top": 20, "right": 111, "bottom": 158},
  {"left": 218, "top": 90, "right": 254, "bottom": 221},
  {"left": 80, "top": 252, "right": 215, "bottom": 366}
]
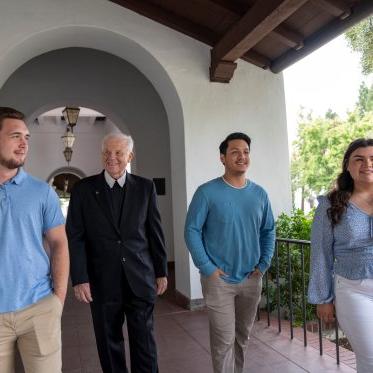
[{"left": 0, "top": 168, "right": 65, "bottom": 313}]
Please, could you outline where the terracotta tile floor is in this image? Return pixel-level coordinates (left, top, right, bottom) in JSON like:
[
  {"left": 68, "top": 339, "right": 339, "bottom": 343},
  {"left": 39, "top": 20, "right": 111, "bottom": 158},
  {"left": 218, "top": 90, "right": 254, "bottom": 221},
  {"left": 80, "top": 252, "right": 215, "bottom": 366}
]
[{"left": 15, "top": 278, "right": 356, "bottom": 373}]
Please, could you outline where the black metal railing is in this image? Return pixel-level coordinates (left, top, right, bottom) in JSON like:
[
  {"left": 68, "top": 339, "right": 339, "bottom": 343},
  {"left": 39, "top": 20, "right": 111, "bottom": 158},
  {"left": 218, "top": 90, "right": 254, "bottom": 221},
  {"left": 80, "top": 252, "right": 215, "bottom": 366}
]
[{"left": 257, "top": 238, "right": 341, "bottom": 365}]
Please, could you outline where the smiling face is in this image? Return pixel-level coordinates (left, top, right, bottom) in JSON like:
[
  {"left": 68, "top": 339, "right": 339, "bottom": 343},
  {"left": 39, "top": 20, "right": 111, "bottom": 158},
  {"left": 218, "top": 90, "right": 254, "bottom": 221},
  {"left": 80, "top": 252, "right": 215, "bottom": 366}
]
[
  {"left": 347, "top": 146, "right": 373, "bottom": 186},
  {"left": 102, "top": 137, "right": 133, "bottom": 179},
  {"left": 0, "top": 118, "right": 30, "bottom": 171},
  {"left": 220, "top": 139, "right": 250, "bottom": 176}
]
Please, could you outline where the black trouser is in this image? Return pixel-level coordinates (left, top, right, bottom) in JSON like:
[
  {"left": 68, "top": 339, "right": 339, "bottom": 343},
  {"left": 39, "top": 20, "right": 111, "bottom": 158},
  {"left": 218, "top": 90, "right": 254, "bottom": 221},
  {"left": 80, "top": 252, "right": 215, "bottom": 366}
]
[{"left": 90, "top": 272, "right": 158, "bottom": 373}]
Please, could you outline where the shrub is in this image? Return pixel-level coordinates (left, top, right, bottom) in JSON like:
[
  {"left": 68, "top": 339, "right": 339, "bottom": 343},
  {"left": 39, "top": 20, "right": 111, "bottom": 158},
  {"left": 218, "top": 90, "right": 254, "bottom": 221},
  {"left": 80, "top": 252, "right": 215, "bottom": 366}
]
[{"left": 263, "top": 209, "right": 316, "bottom": 325}]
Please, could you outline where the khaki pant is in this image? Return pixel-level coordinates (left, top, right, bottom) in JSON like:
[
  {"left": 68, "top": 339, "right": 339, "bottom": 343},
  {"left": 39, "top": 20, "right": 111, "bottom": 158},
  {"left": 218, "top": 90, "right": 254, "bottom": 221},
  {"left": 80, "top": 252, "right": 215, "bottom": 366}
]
[
  {"left": 201, "top": 274, "right": 262, "bottom": 373},
  {"left": 0, "top": 294, "right": 63, "bottom": 373}
]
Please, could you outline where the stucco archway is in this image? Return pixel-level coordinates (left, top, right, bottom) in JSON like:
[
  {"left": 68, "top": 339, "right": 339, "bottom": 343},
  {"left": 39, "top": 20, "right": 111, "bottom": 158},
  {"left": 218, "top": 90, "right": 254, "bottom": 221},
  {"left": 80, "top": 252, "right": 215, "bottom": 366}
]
[
  {"left": 47, "top": 167, "right": 87, "bottom": 182},
  {"left": 0, "top": 25, "right": 190, "bottom": 297}
]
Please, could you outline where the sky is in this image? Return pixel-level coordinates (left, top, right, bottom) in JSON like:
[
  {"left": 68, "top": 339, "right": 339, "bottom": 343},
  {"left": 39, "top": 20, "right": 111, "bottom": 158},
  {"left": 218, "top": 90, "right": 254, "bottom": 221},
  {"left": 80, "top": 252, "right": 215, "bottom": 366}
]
[{"left": 283, "top": 34, "right": 372, "bottom": 150}]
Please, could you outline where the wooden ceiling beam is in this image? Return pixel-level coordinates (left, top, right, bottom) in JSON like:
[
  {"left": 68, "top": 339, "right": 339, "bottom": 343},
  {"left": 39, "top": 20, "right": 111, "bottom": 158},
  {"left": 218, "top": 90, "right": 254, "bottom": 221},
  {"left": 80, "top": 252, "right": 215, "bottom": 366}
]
[
  {"left": 208, "top": 0, "right": 305, "bottom": 50},
  {"left": 210, "top": 0, "right": 308, "bottom": 81},
  {"left": 271, "top": 0, "right": 373, "bottom": 72},
  {"left": 208, "top": 0, "right": 249, "bottom": 15},
  {"left": 311, "top": 0, "right": 352, "bottom": 19},
  {"left": 206, "top": 2, "right": 300, "bottom": 66},
  {"left": 242, "top": 50, "right": 272, "bottom": 69},
  {"left": 272, "top": 25, "right": 304, "bottom": 50},
  {"left": 210, "top": 49, "right": 272, "bottom": 83},
  {"left": 209, "top": 59, "right": 238, "bottom": 83},
  {"left": 110, "top": 0, "right": 271, "bottom": 77},
  {"left": 211, "top": 0, "right": 308, "bottom": 62}
]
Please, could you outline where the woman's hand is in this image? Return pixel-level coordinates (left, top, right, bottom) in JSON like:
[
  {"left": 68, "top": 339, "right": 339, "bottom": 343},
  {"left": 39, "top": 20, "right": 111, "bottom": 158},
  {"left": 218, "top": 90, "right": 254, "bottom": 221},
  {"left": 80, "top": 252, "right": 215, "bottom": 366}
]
[{"left": 317, "top": 303, "right": 335, "bottom": 323}]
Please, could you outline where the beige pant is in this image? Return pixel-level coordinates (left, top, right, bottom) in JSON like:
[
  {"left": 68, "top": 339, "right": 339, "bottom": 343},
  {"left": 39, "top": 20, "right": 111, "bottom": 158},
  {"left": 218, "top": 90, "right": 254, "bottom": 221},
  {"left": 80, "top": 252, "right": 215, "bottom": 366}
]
[
  {"left": 201, "top": 274, "right": 262, "bottom": 373},
  {"left": 0, "top": 294, "right": 63, "bottom": 373}
]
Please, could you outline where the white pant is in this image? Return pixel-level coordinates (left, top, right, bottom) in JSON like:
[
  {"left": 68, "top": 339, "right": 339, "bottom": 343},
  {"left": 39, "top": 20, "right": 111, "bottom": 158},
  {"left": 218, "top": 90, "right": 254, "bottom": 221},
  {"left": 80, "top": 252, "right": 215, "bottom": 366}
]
[{"left": 335, "top": 274, "right": 373, "bottom": 373}]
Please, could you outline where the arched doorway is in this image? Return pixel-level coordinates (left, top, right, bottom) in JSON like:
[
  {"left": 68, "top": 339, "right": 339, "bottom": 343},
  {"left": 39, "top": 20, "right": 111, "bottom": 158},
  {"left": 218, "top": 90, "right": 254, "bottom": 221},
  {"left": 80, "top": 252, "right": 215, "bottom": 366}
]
[
  {"left": 0, "top": 48, "right": 175, "bottom": 264},
  {"left": 47, "top": 167, "right": 86, "bottom": 217},
  {"left": 0, "top": 22, "right": 191, "bottom": 301}
]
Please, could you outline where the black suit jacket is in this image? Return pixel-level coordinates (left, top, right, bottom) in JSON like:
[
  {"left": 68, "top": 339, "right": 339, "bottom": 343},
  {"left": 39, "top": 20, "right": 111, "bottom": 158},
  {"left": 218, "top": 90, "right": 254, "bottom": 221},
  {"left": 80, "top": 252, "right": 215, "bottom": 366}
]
[{"left": 66, "top": 171, "right": 167, "bottom": 302}]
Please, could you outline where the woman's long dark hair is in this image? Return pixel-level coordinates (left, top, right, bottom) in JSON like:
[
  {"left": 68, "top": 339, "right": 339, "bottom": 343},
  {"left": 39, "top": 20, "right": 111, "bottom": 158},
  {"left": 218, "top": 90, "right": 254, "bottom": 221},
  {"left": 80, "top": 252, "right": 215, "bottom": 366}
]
[{"left": 327, "top": 138, "right": 373, "bottom": 226}]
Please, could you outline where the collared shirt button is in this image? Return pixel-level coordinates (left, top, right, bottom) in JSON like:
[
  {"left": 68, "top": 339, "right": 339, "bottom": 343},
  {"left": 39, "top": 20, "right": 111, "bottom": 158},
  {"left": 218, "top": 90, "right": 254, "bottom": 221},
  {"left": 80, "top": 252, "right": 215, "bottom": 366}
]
[
  {"left": 122, "top": 257, "right": 126, "bottom": 263},
  {"left": 117, "top": 240, "right": 122, "bottom": 244}
]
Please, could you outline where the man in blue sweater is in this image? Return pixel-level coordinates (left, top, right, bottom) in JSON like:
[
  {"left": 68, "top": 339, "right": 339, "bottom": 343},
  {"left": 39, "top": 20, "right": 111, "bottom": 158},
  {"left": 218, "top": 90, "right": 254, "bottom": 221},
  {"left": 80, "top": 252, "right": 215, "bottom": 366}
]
[{"left": 185, "top": 132, "right": 275, "bottom": 373}]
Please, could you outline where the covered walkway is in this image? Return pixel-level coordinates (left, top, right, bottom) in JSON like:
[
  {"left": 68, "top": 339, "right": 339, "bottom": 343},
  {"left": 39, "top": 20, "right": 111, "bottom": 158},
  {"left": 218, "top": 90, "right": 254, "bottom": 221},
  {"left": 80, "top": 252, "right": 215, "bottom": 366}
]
[{"left": 15, "top": 273, "right": 356, "bottom": 373}]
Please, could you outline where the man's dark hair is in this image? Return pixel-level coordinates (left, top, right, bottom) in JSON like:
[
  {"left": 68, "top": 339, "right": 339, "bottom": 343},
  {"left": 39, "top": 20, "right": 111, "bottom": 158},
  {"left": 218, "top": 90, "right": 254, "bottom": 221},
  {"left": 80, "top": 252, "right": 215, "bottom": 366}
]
[
  {"left": 0, "top": 107, "right": 25, "bottom": 131},
  {"left": 219, "top": 132, "right": 251, "bottom": 155}
]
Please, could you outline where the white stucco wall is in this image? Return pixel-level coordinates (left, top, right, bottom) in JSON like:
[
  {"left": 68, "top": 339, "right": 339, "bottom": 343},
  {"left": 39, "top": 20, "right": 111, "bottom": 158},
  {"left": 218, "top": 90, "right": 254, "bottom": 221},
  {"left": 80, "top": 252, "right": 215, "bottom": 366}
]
[{"left": 0, "top": 0, "right": 292, "bottom": 301}]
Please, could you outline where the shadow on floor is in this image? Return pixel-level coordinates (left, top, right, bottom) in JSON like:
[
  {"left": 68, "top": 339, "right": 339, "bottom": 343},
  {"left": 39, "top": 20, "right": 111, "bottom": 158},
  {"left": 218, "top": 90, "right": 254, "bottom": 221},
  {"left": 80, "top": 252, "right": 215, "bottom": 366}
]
[{"left": 15, "top": 276, "right": 356, "bottom": 373}]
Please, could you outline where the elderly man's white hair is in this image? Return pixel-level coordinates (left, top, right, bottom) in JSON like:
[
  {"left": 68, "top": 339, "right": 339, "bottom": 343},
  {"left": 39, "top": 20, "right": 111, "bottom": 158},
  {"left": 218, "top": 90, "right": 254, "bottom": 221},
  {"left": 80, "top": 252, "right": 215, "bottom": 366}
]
[{"left": 102, "top": 133, "right": 134, "bottom": 153}]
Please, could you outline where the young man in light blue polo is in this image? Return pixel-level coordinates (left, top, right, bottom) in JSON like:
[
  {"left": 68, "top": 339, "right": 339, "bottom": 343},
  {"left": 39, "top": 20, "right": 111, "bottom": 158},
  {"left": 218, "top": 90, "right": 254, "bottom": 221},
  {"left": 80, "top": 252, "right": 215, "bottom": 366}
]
[
  {"left": 185, "top": 132, "right": 275, "bottom": 373},
  {"left": 0, "top": 107, "right": 69, "bottom": 373}
]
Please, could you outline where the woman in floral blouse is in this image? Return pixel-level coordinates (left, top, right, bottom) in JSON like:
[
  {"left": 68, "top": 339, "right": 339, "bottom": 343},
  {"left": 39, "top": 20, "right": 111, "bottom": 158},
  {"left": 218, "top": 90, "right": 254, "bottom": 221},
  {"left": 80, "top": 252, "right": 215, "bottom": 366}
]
[{"left": 308, "top": 138, "right": 373, "bottom": 373}]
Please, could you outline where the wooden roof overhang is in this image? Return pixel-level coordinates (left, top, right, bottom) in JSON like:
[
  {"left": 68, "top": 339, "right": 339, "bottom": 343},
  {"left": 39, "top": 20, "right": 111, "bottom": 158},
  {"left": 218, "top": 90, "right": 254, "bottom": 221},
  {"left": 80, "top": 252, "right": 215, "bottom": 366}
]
[{"left": 109, "top": 0, "right": 373, "bottom": 82}]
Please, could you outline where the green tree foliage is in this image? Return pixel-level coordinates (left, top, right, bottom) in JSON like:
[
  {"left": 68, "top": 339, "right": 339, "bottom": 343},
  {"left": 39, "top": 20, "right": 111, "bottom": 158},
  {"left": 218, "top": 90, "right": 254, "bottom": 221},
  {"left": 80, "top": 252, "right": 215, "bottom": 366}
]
[
  {"left": 345, "top": 16, "right": 373, "bottom": 75},
  {"left": 276, "top": 209, "right": 313, "bottom": 241},
  {"left": 285, "top": 83, "right": 373, "bottom": 323},
  {"left": 291, "top": 96, "right": 373, "bottom": 200},
  {"left": 356, "top": 82, "right": 373, "bottom": 116}
]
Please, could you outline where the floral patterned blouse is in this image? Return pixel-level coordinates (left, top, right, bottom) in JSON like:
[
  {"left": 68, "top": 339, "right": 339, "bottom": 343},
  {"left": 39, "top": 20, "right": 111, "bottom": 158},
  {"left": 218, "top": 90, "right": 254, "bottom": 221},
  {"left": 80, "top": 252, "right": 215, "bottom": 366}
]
[{"left": 308, "top": 196, "right": 373, "bottom": 304}]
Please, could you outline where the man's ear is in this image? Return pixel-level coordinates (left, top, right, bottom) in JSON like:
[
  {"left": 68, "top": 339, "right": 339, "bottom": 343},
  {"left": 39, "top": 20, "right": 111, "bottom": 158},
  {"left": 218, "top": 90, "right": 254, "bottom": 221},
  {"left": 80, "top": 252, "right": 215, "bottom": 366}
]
[
  {"left": 128, "top": 151, "right": 134, "bottom": 162},
  {"left": 220, "top": 154, "right": 225, "bottom": 165}
]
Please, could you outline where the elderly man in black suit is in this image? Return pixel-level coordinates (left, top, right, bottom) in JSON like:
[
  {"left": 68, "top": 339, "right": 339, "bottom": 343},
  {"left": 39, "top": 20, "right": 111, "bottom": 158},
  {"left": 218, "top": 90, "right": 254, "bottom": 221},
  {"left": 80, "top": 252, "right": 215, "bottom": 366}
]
[{"left": 66, "top": 133, "right": 168, "bottom": 373}]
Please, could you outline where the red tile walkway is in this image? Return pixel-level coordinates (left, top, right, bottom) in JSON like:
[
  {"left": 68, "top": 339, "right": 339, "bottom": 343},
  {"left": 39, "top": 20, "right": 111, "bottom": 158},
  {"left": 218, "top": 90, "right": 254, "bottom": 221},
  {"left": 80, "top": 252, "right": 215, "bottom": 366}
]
[
  {"left": 257, "top": 312, "right": 356, "bottom": 370},
  {"left": 14, "top": 282, "right": 356, "bottom": 373}
]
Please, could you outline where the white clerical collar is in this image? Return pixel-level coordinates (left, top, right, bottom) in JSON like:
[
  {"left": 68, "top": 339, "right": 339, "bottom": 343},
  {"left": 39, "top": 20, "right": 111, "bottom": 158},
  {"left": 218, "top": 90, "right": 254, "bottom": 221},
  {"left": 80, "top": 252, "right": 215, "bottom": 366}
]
[{"left": 104, "top": 170, "right": 127, "bottom": 188}]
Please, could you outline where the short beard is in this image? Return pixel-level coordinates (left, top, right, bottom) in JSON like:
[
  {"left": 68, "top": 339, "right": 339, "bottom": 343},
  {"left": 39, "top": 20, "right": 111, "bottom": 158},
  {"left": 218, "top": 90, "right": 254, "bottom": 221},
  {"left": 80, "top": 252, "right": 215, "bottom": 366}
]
[{"left": 0, "top": 157, "right": 25, "bottom": 170}]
